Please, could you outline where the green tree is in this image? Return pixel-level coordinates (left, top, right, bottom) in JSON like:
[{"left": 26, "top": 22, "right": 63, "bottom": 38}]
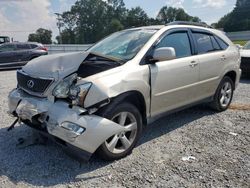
[
  {"left": 58, "top": 0, "right": 202, "bottom": 44},
  {"left": 157, "top": 6, "right": 201, "bottom": 24},
  {"left": 28, "top": 28, "right": 52, "bottom": 44},
  {"left": 124, "top": 7, "right": 150, "bottom": 27},
  {"left": 71, "top": 0, "right": 110, "bottom": 43},
  {"left": 56, "top": 11, "right": 78, "bottom": 44},
  {"left": 107, "top": 0, "right": 126, "bottom": 22},
  {"left": 106, "top": 18, "right": 124, "bottom": 34},
  {"left": 56, "top": 29, "right": 76, "bottom": 44},
  {"left": 215, "top": 0, "right": 250, "bottom": 31}
]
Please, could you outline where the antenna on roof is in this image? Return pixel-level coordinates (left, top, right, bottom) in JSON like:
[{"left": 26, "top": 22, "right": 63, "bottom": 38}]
[{"left": 167, "top": 21, "right": 213, "bottom": 28}]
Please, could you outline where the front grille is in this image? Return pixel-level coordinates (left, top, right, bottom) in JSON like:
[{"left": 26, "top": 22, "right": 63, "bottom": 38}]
[{"left": 17, "top": 71, "right": 53, "bottom": 95}]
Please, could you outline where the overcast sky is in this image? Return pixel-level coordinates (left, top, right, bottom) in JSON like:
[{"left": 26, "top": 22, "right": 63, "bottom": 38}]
[{"left": 0, "top": 0, "right": 236, "bottom": 42}]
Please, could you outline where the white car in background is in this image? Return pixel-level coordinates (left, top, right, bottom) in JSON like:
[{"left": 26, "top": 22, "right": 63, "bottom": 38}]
[{"left": 240, "top": 41, "right": 250, "bottom": 76}]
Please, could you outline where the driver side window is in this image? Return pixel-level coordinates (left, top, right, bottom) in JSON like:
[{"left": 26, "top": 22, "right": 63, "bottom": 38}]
[
  {"left": 0, "top": 44, "right": 16, "bottom": 52},
  {"left": 156, "top": 32, "right": 192, "bottom": 58}
]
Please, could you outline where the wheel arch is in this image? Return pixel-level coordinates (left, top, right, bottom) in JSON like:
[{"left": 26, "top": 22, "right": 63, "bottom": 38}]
[
  {"left": 223, "top": 70, "right": 237, "bottom": 90},
  {"left": 97, "top": 90, "right": 148, "bottom": 126}
]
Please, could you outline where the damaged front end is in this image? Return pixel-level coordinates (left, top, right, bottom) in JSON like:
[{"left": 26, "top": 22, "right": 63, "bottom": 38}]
[{"left": 7, "top": 52, "right": 126, "bottom": 160}]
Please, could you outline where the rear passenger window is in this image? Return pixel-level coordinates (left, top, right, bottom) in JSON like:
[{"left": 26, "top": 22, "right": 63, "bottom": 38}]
[
  {"left": 193, "top": 33, "right": 214, "bottom": 54},
  {"left": 156, "top": 32, "right": 192, "bottom": 58},
  {"left": 214, "top": 36, "right": 229, "bottom": 50}
]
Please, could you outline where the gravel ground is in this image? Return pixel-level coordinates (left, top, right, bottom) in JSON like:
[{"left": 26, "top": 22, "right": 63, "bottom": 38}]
[{"left": 0, "top": 71, "right": 249, "bottom": 188}]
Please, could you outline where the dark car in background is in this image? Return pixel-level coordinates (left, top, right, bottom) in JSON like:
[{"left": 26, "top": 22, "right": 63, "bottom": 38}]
[
  {"left": 0, "top": 36, "right": 10, "bottom": 44},
  {"left": 240, "top": 41, "right": 250, "bottom": 76},
  {"left": 0, "top": 42, "right": 48, "bottom": 70}
]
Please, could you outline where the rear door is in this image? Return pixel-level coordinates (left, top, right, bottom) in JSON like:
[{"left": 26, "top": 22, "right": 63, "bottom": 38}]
[
  {"left": 191, "top": 30, "right": 229, "bottom": 98},
  {"left": 149, "top": 28, "right": 200, "bottom": 116}
]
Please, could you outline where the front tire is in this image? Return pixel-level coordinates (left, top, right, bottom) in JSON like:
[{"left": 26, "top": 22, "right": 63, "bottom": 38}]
[
  {"left": 210, "top": 76, "right": 234, "bottom": 112},
  {"left": 96, "top": 102, "right": 143, "bottom": 161}
]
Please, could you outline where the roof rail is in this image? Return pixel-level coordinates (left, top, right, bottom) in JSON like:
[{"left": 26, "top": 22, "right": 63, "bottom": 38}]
[{"left": 167, "top": 21, "right": 213, "bottom": 28}]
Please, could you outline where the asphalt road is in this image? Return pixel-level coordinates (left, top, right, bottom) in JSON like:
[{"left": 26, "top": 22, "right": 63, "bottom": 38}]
[{"left": 0, "top": 71, "right": 249, "bottom": 188}]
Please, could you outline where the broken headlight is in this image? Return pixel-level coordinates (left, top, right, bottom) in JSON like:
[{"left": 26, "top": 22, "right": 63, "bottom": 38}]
[
  {"left": 60, "top": 122, "right": 86, "bottom": 135},
  {"left": 69, "top": 83, "right": 92, "bottom": 106},
  {"left": 53, "top": 74, "right": 77, "bottom": 98}
]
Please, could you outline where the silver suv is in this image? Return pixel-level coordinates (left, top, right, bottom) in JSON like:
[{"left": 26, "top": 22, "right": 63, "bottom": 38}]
[{"left": 8, "top": 22, "right": 241, "bottom": 161}]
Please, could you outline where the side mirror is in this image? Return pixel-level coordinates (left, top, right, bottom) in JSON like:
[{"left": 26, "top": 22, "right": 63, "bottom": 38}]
[{"left": 152, "top": 47, "right": 176, "bottom": 62}]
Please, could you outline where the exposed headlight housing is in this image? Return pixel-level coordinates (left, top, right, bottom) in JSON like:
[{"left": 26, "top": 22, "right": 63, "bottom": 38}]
[
  {"left": 70, "top": 83, "right": 92, "bottom": 106},
  {"left": 53, "top": 74, "right": 77, "bottom": 98},
  {"left": 60, "top": 121, "right": 86, "bottom": 135}
]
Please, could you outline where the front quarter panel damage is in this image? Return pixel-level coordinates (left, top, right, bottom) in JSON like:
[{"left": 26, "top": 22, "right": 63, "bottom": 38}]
[{"left": 82, "top": 63, "right": 150, "bottom": 115}]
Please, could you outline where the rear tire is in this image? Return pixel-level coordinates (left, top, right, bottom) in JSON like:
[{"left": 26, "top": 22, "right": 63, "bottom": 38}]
[
  {"left": 210, "top": 76, "right": 234, "bottom": 112},
  {"left": 96, "top": 102, "right": 143, "bottom": 161}
]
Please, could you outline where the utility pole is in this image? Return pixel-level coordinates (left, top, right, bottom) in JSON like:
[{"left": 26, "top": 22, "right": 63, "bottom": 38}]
[{"left": 55, "top": 13, "right": 63, "bottom": 44}]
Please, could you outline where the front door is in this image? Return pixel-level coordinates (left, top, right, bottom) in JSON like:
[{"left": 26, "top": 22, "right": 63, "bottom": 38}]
[{"left": 0, "top": 44, "right": 16, "bottom": 68}]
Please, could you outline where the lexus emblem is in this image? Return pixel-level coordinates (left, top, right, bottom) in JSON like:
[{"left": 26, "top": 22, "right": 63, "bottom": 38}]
[{"left": 27, "top": 80, "right": 34, "bottom": 88}]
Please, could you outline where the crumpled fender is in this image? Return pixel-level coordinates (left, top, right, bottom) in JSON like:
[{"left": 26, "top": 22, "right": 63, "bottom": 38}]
[{"left": 81, "top": 63, "right": 151, "bottom": 115}]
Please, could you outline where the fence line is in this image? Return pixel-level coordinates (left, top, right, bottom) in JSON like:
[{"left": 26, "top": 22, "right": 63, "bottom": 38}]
[
  {"left": 226, "top": 31, "right": 250, "bottom": 41},
  {"left": 44, "top": 44, "right": 92, "bottom": 54}
]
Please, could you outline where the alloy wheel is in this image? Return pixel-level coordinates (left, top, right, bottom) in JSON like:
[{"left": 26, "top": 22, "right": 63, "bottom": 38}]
[
  {"left": 105, "top": 112, "right": 138, "bottom": 154},
  {"left": 220, "top": 81, "right": 232, "bottom": 107}
]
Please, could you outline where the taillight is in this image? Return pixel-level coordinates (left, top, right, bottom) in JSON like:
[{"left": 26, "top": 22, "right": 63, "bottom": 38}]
[{"left": 38, "top": 46, "right": 48, "bottom": 51}]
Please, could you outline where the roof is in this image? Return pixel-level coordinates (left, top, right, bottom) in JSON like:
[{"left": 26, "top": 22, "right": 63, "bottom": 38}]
[
  {"left": 167, "top": 21, "right": 213, "bottom": 28},
  {"left": 126, "top": 25, "right": 165, "bottom": 31},
  {"left": 2, "top": 42, "right": 41, "bottom": 45}
]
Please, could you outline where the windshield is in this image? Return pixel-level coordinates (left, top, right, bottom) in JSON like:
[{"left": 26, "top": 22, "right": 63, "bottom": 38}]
[
  {"left": 243, "top": 41, "right": 250, "bottom": 49},
  {"left": 88, "top": 29, "right": 157, "bottom": 61}
]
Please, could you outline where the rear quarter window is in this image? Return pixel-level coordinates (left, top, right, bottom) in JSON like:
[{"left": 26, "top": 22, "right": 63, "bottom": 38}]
[
  {"left": 30, "top": 44, "right": 38, "bottom": 49},
  {"left": 214, "top": 36, "right": 229, "bottom": 50},
  {"left": 210, "top": 36, "right": 221, "bottom": 50}
]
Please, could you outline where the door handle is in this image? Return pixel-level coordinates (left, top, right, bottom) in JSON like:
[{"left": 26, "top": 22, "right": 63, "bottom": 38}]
[{"left": 189, "top": 61, "right": 198, "bottom": 68}]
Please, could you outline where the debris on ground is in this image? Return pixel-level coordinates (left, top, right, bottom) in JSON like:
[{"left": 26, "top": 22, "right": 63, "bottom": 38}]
[{"left": 0, "top": 71, "right": 249, "bottom": 188}]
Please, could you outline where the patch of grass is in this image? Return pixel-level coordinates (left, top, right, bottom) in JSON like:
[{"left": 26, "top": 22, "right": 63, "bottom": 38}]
[{"left": 233, "top": 40, "right": 247, "bottom": 46}]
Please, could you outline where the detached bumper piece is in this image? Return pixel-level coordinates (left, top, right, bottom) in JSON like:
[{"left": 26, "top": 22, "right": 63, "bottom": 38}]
[
  {"left": 8, "top": 89, "right": 126, "bottom": 160},
  {"left": 7, "top": 118, "right": 19, "bottom": 131}
]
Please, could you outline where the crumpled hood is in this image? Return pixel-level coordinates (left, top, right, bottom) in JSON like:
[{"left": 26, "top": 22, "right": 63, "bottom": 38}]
[{"left": 23, "top": 51, "right": 89, "bottom": 80}]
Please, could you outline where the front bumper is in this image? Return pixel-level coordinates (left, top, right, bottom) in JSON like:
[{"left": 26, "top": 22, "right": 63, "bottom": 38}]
[{"left": 8, "top": 89, "right": 125, "bottom": 160}]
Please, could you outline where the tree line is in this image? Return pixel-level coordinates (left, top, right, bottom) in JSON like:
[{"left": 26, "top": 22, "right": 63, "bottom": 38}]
[
  {"left": 28, "top": 0, "right": 201, "bottom": 44},
  {"left": 213, "top": 0, "right": 250, "bottom": 32},
  {"left": 28, "top": 0, "right": 250, "bottom": 44}
]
